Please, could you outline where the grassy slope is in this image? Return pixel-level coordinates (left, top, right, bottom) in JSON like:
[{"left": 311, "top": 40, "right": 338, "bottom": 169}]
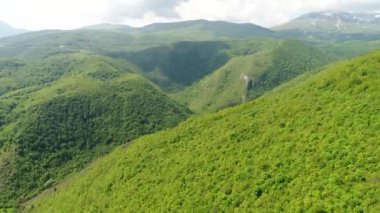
[
  {"left": 0, "top": 53, "right": 190, "bottom": 207},
  {"left": 26, "top": 51, "right": 380, "bottom": 212},
  {"left": 172, "top": 39, "right": 331, "bottom": 113}
]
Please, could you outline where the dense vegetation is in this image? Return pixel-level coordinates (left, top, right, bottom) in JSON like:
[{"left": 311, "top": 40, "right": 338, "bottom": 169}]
[
  {"left": 173, "top": 39, "right": 331, "bottom": 113},
  {"left": 0, "top": 18, "right": 379, "bottom": 212},
  {"left": 25, "top": 51, "right": 380, "bottom": 212},
  {"left": 0, "top": 53, "right": 190, "bottom": 207}
]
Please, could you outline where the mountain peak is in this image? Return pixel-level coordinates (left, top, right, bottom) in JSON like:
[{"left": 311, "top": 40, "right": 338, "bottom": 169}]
[
  {"left": 0, "top": 20, "right": 26, "bottom": 38},
  {"left": 274, "top": 11, "right": 380, "bottom": 35},
  {"left": 0, "top": 20, "right": 11, "bottom": 27},
  {"left": 297, "top": 11, "right": 380, "bottom": 23}
]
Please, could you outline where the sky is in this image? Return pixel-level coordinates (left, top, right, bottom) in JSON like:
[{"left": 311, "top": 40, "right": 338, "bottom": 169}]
[{"left": 0, "top": 0, "right": 379, "bottom": 30}]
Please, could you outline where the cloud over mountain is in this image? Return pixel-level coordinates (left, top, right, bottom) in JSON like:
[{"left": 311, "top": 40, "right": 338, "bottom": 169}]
[{"left": 0, "top": 0, "right": 379, "bottom": 30}]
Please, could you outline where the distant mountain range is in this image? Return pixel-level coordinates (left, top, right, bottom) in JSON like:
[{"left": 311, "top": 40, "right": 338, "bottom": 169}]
[
  {"left": 86, "top": 19, "right": 275, "bottom": 37},
  {"left": 274, "top": 11, "right": 380, "bottom": 40},
  {"left": 1, "top": 11, "right": 379, "bottom": 42},
  {"left": 0, "top": 20, "right": 276, "bottom": 59},
  {"left": 141, "top": 19, "right": 274, "bottom": 36},
  {"left": 0, "top": 21, "right": 26, "bottom": 38},
  {"left": 69, "top": 11, "right": 380, "bottom": 43}
]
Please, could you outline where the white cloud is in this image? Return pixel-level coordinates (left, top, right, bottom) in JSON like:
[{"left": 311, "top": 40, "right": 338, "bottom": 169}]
[
  {"left": 106, "top": 0, "right": 187, "bottom": 20},
  {"left": 0, "top": 0, "right": 108, "bottom": 30},
  {"left": 175, "top": 0, "right": 380, "bottom": 27},
  {"left": 0, "top": 0, "right": 379, "bottom": 30}
]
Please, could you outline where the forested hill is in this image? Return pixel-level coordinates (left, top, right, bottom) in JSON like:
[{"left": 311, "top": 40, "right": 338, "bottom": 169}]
[
  {"left": 0, "top": 53, "right": 190, "bottom": 207},
  {"left": 25, "top": 51, "right": 380, "bottom": 212}
]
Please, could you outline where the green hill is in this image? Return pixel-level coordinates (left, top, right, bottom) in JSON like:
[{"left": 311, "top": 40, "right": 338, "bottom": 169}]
[
  {"left": 172, "top": 39, "right": 331, "bottom": 113},
  {"left": 0, "top": 53, "right": 190, "bottom": 207},
  {"left": 24, "top": 51, "right": 380, "bottom": 212}
]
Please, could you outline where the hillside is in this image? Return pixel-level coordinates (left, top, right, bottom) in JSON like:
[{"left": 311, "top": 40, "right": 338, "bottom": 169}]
[
  {"left": 172, "top": 39, "right": 331, "bottom": 113},
  {"left": 0, "top": 53, "right": 190, "bottom": 207},
  {"left": 0, "top": 30, "right": 138, "bottom": 59},
  {"left": 25, "top": 51, "right": 380, "bottom": 212}
]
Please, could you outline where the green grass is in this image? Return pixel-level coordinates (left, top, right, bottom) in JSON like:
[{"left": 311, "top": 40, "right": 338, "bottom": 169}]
[
  {"left": 0, "top": 53, "right": 190, "bottom": 207},
  {"left": 24, "top": 51, "right": 380, "bottom": 212}
]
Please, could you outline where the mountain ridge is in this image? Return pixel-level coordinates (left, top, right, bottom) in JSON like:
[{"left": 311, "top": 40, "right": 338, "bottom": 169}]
[{"left": 274, "top": 11, "right": 380, "bottom": 40}]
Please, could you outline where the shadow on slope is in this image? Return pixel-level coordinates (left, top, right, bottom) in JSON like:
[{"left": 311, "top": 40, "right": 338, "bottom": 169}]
[{"left": 108, "top": 41, "right": 230, "bottom": 90}]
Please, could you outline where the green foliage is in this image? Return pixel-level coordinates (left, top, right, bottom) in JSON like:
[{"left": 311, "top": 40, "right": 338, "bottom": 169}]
[
  {"left": 0, "top": 208, "right": 16, "bottom": 213},
  {"left": 0, "top": 53, "right": 190, "bottom": 207},
  {"left": 25, "top": 51, "right": 380, "bottom": 212},
  {"left": 248, "top": 40, "right": 331, "bottom": 98},
  {"left": 1, "top": 20, "right": 379, "bottom": 212}
]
